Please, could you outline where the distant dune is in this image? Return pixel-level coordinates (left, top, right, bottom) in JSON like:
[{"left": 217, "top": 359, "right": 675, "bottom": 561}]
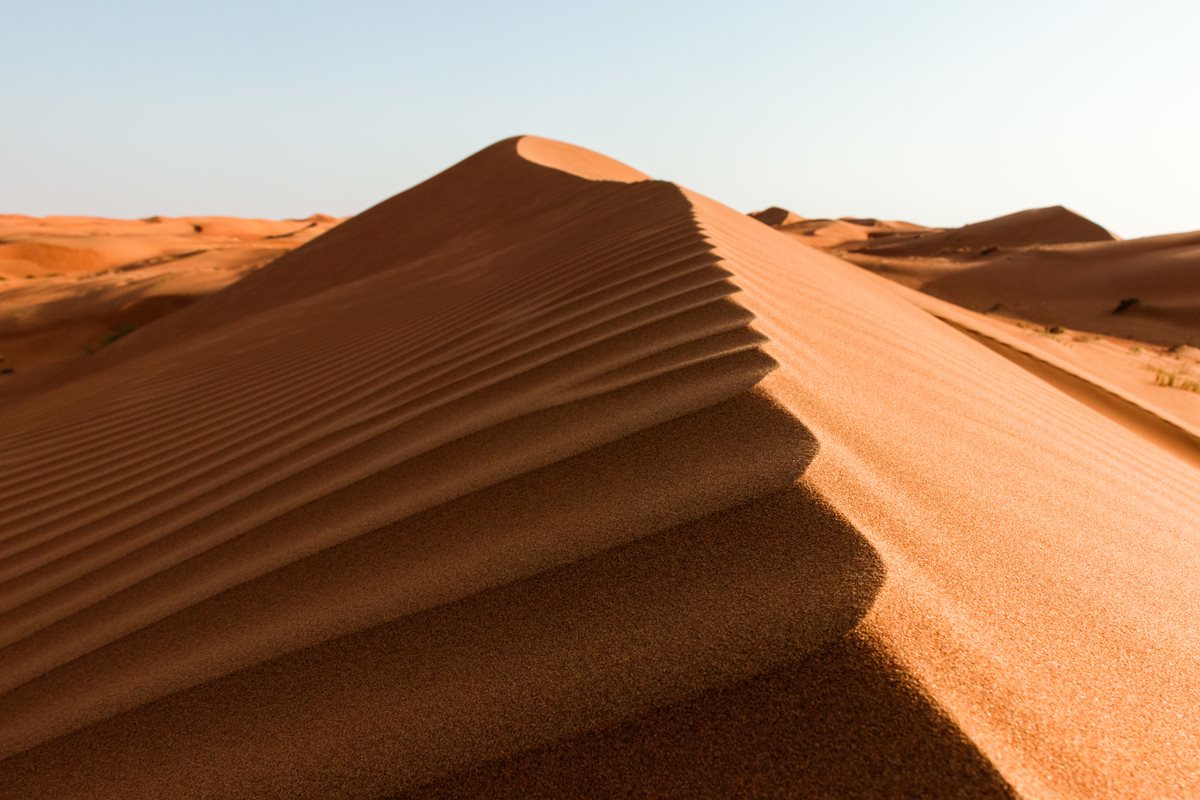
[
  {"left": 916, "top": 230, "right": 1200, "bottom": 345},
  {"left": 0, "top": 214, "right": 339, "bottom": 381},
  {"left": 848, "top": 205, "right": 1116, "bottom": 258},
  {"left": 0, "top": 138, "right": 1198, "bottom": 799},
  {"left": 751, "top": 209, "right": 927, "bottom": 249},
  {"left": 808, "top": 206, "right": 1197, "bottom": 344},
  {"left": 749, "top": 206, "right": 805, "bottom": 227}
]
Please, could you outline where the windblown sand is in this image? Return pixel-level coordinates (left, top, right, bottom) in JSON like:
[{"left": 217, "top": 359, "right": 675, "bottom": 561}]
[
  {"left": 0, "top": 138, "right": 1197, "bottom": 798},
  {"left": 0, "top": 214, "right": 338, "bottom": 383}
]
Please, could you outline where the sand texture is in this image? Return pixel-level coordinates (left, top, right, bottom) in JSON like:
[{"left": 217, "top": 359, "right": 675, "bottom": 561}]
[
  {"left": 0, "top": 214, "right": 339, "bottom": 383},
  {"left": 0, "top": 137, "right": 1197, "bottom": 798},
  {"left": 760, "top": 205, "right": 1200, "bottom": 429}
]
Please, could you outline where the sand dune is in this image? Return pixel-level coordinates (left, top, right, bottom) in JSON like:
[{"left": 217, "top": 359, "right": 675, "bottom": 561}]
[
  {"left": 749, "top": 206, "right": 805, "bottom": 227},
  {"left": 0, "top": 214, "right": 338, "bottom": 381},
  {"left": 751, "top": 208, "right": 926, "bottom": 249},
  {"left": 827, "top": 206, "right": 1198, "bottom": 346},
  {"left": 846, "top": 205, "right": 1115, "bottom": 259},
  {"left": 915, "top": 230, "right": 1200, "bottom": 345},
  {"left": 0, "top": 137, "right": 1198, "bottom": 798}
]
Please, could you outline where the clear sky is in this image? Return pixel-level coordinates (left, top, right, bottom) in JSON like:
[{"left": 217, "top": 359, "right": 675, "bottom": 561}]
[{"left": 3, "top": 0, "right": 1197, "bottom": 237}]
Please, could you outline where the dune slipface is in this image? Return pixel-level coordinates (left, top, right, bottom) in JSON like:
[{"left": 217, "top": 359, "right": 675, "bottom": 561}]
[{"left": 0, "top": 137, "right": 1198, "bottom": 799}]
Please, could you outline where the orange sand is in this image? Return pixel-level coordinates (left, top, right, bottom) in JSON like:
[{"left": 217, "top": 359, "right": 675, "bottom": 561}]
[
  {"left": 0, "top": 214, "right": 339, "bottom": 382},
  {"left": 0, "top": 138, "right": 1197, "bottom": 799},
  {"left": 825, "top": 208, "right": 1197, "bottom": 346},
  {"left": 759, "top": 205, "right": 1200, "bottom": 429}
]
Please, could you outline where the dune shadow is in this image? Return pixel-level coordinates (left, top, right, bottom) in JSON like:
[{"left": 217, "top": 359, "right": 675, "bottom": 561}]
[
  {"left": 0, "top": 387, "right": 892, "bottom": 798},
  {"left": 395, "top": 627, "right": 1017, "bottom": 799}
]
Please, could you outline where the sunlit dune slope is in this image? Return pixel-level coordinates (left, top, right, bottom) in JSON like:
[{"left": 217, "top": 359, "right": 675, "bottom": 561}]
[{"left": 0, "top": 137, "right": 1197, "bottom": 799}]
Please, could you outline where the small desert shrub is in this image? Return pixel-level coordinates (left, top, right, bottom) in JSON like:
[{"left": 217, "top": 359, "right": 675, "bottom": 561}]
[
  {"left": 1155, "top": 369, "right": 1200, "bottom": 393},
  {"left": 1112, "top": 297, "right": 1139, "bottom": 315}
]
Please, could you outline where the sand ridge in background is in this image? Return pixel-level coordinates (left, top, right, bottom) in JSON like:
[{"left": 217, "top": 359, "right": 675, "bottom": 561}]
[
  {"left": 0, "top": 137, "right": 1197, "bottom": 798},
  {"left": 829, "top": 205, "right": 1197, "bottom": 345},
  {"left": 0, "top": 214, "right": 340, "bottom": 382}
]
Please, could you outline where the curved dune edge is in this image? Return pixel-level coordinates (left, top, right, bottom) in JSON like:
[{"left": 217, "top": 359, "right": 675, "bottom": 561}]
[
  {"left": 0, "top": 138, "right": 1198, "bottom": 799},
  {"left": 515, "top": 135, "right": 650, "bottom": 182}
]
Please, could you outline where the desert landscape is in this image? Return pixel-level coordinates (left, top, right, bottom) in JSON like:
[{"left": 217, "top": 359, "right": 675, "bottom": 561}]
[
  {"left": 0, "top": 214, "right": 339, "bottom": 382},
  {"left": 0, "top": 135, "right": 1196, "bottom": 798}
]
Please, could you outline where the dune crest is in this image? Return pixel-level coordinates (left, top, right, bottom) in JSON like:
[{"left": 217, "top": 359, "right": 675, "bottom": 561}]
[{"left": 515, "top": 135, "right": 650, "bottom": 182}]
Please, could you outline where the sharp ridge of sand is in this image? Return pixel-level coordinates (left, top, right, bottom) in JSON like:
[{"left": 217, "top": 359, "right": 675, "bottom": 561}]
[{"left": 0, "top": 139, "right": 839, "bottom": 776}]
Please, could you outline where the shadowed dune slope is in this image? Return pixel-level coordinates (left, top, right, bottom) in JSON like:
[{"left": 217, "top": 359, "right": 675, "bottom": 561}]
[
  {"left": 0, "top": 136, "right": 858, "bottom": 797},
  {"left": 0, "top": 138, "right": 1198, "bottom": 799}
]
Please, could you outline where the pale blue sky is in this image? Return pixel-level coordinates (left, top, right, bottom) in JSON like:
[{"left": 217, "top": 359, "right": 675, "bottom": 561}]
[{"left": 3, "top": 0, "right": 1197, "bottom": 237}]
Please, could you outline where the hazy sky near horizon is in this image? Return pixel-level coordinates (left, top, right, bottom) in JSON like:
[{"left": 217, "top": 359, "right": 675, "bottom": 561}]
[{"left": 3, "top": 0, "right": 1197, "bottom": 237}]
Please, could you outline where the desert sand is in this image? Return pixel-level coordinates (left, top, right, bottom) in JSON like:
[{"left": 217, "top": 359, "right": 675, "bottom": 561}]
[
  {"left": 761, "top": 204, "right": 1200, "bottom": 433},
  {"left": 0, "top": 214, "right": 339, "bottom": 382},
  {"left": 0, "top": 137, "right": 1197, "bottom": 798}
]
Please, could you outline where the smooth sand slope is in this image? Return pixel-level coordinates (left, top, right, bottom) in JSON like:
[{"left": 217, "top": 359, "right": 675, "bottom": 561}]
[
  {"left": 0, "top": 214, "right": 338, "bottom": 380},
  {"left": 0, "top": 138, "right": 1197, "bottom": 798},
  {"left": 762, "top": 206, "right": 1200, "bottom": 428}
]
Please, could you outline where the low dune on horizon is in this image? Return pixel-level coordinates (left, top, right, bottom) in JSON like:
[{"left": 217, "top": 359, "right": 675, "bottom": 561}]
[
  {"left": 0, "top": 214, "right": 340, "bottom": 383},
  {"left": 0, "top": 136, "right": 1198, "bottom": 798}
]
